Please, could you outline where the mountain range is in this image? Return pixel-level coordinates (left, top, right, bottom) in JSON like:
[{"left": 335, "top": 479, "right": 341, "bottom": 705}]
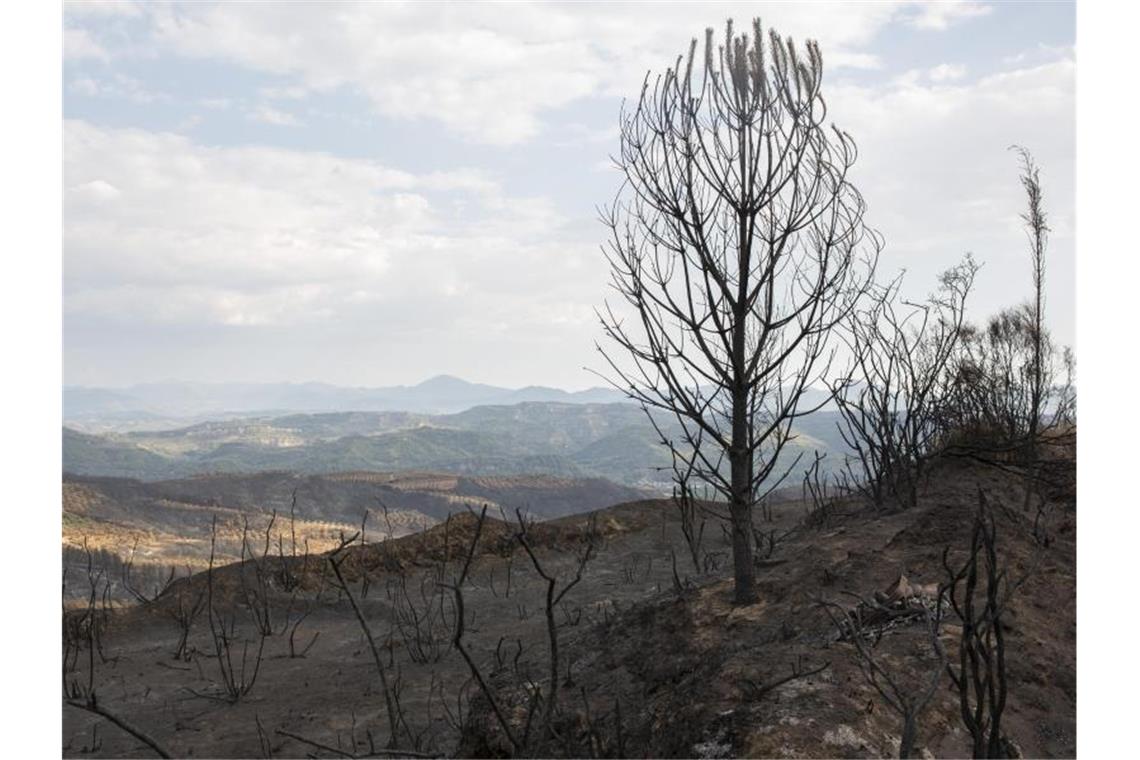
[{"left": 64, "top": 376, "right": 631, "bottom": 428}]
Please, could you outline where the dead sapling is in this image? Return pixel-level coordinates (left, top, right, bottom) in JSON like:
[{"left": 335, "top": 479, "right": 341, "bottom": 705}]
[
  {"left": 193, "top": 515, "right": 267, "bottom": 703},
  {"left": 167, "top": 572, "right": 206, "bottom": 661},
  {"left": 941, "top": 489, "right": 1036, "bottom": 759},
  {"left": 274, "top": 490, "right": 303, "bottom": 593},
  {"left": 238, "top": 511, "right": 278, "bottom": 637},
  {"left": 65, "top": 541, "right": 174, "bottom": 758},
  {"left": 389, "top": 515, "right": 457, "bottom": 664},
  {"left": 124, "top": 544, "right": 205, "bottom": 662},
  {"left": 802, "top": 452, "right": 840, "bottom": 529},
  {"left": 1029, "top": 488, "right": 1052, "bottom": 548},
  {"left": 671, "top": 450, "right": 708, "bottom": 575},
  {"left": 831, "top": 258, "right": 977, "bottom": 509},
  {"left": 64, "top": 537, "right": 116, "bottom": 690},
  {"left": 577, "top": 686, "right": 628, "bottom": 759},
  {"left": 487, "top": 549, "right": 516, "bottom": 599},
  {"left": 442, "top": 505, "right": 525, "bottom": 754},
  {"left": 272, "top": 519, "right": 323, "bottom": 658},
  {"left": 819, "top": 595, "right": 946, "bottom": 759},
  {"left": 620, "top": 552, "right": 652, "bottom": 585},
  {"left": 494, "top": 636, "right": 525, "bottom": 675},
  {"left": 751, "top": 524, "right": 796, "bottom": 565},
  {"left": 328, "top": 528, "right": 412, "bottom": 749},
  {"left": 436, "top": 673, "right": 475, "bottom": 734},
  {"left": 121, "top": 537, "right": 176, "bottom": 605},
  {"left": 515, "top": 508, "right": 600, "bottom": 736},
  {"left": 285, "top": 543, "right": 325, "bottom": 659}
]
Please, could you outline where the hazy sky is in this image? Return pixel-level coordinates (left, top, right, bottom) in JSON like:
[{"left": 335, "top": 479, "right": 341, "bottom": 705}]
[{"left": 63, "top": 1, "right": 1075, "bottom": 390}]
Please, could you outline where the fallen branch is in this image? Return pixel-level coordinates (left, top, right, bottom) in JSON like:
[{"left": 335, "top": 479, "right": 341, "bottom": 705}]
[
  {"left": 738, "top": 656, "right": 830, "bottom": 700},
  {"left": 65, "top": 699, "right": 172, "bottom": 759}
]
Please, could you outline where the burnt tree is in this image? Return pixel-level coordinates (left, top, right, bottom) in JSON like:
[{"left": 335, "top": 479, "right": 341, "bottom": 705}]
[
  {"left": 599, "top": 17, "right": 879, "bottom": 602},
  {"left": 832, "top": 257, "right": 977, "bottom": 508},
  {"left": 941, "top": 489, "right": 1036, "bottom": 758},
  {"left": 1013, "top": 146, "right": 1048, "bottom": 460}
]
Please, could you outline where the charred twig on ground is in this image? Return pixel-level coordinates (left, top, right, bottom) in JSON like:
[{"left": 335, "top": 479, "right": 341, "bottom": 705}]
[
  {"left": 275, "top": 728, "right": 440, "bottom": 758},
  {"left": 255, "top": 713, "right": 273, "bottom": 759},
  {"left": 65, "top": 699, "right": 173, "bottom": 759},
  {"left": 737, "top": 655, "right": 830, "bottom": 701}
]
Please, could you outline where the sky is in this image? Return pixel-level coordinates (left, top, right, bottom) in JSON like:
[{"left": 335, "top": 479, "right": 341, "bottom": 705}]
[{"left": 62, "top": 0, "right": 1076, "bottom": 391}]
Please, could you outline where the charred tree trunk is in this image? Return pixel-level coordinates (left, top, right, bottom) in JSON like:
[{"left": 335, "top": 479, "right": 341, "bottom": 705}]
[{"left": 728, "top": 441, "right": 755, "bottom": 603}]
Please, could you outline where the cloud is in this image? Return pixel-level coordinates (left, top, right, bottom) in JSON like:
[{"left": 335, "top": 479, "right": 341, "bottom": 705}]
[
  {"left": 69, "top": 1, "right": 969, "bottom": 145},
  {"left": 61, "top": 3, "right": 1073, "bottom": 386},
  {"left": 64, "top": 28, "right": 109, "bottom": 61},
  {"left": 72, "top": 179, "right": 122, "bottom": 202},
  {"left": 63, "top": 0, "right": 142, "bottom": 18},
  {"left": 929, "top": 63, "right": 967, "bottom": 82},
  {"left": 64, "top": 120, "right": 600, "bottom": 337},
  {"left": 907, "top": 1, "right": 992, "bottom": 30},
  {"left": 828, "top": 56, "right": 1075, "bottom": 342},
  {"left": 259, "top": 84, "right": 310, "bottom": 101},
  {"left": 1002, "top": 43, "right": 1074, "bottom": 67},
  {"left": 197, "top": 97, "right": 232, "bottom": 110},
  {"left": 247, "top": 104, "right": 302, "bottom": 127},
  {"left": 67, "top": 72, "right": 168, "bottom": 103}
]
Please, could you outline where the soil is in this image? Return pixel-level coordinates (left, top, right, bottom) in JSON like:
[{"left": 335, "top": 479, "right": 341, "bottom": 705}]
[{"left": 62, "top": 457, "right": 1075, "bottom": 758}]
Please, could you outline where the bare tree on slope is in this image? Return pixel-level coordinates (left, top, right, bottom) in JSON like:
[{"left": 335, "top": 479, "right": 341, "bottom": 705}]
[{"left": 598, "top": 17, "right": 880, "bottom": 602}]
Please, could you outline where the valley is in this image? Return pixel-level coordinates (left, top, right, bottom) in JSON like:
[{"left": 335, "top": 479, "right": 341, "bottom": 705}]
[{"left": 63, "top": 468, "right": 648, "bottom": 580}]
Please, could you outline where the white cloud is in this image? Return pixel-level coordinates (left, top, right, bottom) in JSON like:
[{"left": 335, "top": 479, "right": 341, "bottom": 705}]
[
  {"left": 829, "top": 56, "right": 1075, "bottom": 343},
  {"left": 64, "top": 121, "right": 600, "bottom": 335},
  {"left": 67, "top": 72, "right": 167, "bottom": 103},
  {"left": 197, "top": 97, "right": 232, "bottom": 110},
  {"left": 1002, "top": 43, "right": 1074, "bottom": 67},
  {"left": 259, "top": 84, "right": 310, "bottom": 101},
  {"left": 60, "top": 2, "right": 1074, "bottom": 386},
  {"left": 907, "top": 1, "right": 992, "bottom": 30},
  {"left": 72, "top": 179, "right": 121, "bottom": 202},
  {"left": 176, "top": 113, "right": 203, "bottom": 131},
  {"left": 247, "top": 104, "right": 302, "bottom": 127},
  {"left": 129, "top": 1, "right": 945, "bottom": 145},
  {"left": 929, "top": 63, "right": 967, "bottom": 82},
  {"left": 63, "top": 28, "right": 109, "bottom": 61},
  {"left": 64, "top": 0, "right": 142, "bottom": 18}
]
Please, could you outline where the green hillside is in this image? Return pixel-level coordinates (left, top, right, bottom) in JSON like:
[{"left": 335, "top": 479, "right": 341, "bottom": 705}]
[{"left": 64, "top": 401, "right": 848, "bottom": 489}]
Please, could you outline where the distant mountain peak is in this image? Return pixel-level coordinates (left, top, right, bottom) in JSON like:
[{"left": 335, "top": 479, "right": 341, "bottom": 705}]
[
  {"left": 64, "top": 376, "right": 634, "bottom": 424},
  {"left": 415, "top": 374, "right": 477, "bottom": 389}
]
